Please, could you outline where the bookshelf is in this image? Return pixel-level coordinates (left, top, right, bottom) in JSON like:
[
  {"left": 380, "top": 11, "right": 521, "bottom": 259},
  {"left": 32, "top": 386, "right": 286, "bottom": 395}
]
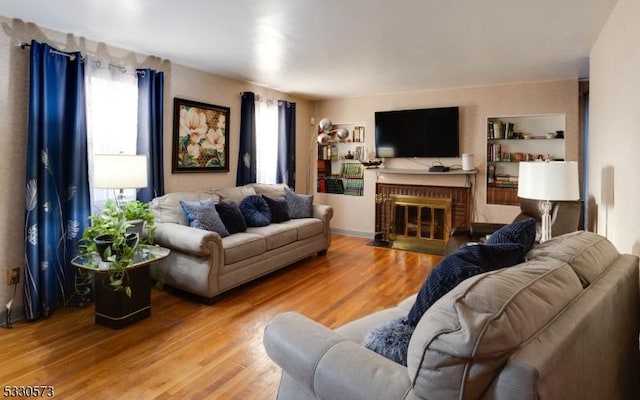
[
  {"left": 317, "top": 123, "right": 366, "bottom": 196},
  {"left": 486, "top": 114, "right": 566, "bottom": 205}
]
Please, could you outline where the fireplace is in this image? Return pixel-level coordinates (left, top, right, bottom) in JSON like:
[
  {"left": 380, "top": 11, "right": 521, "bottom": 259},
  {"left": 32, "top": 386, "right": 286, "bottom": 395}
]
[
  {"left": 389, "top": 195, "right": 452, "bottom": 254},
  {"left": 374, "top": 183, "right": 471, "bottom": 255}
]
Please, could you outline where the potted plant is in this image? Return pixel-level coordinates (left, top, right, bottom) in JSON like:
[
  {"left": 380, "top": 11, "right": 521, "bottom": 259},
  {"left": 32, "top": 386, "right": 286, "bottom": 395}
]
[
  {"left": 79, "top": 200, "right": 141, "bottom": 297},
  {"left": 74, "top": 200, "right": 163, "bottom": 328},
  {"left": 79, "top": 200, "right": 156, "bottom": 294},
  {"left": 122, "top": 200, "right": 156, "bottom": 244}
]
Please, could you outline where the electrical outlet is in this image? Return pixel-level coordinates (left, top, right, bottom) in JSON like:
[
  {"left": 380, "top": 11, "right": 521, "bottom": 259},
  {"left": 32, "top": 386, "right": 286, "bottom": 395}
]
[{"left": 6, "top": 268, "right": 19, "bottom": 286}]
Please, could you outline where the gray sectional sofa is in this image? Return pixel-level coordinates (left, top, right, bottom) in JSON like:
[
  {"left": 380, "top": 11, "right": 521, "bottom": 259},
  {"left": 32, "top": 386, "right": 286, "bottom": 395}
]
[
  {"left": 264, "top": 231, "right": 640, "bottom": 399},
  {"left": 148, "top": 183, "right": 333, "bottom": 301}
]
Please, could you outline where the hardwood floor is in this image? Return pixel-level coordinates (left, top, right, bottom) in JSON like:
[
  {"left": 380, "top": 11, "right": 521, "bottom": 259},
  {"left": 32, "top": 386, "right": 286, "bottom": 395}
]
[{"left": 0, "top": 235, "right": 441, "bottom": 399}]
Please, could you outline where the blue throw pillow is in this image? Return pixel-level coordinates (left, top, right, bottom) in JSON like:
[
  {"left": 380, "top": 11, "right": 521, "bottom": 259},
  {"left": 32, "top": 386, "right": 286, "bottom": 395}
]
[
  {"left": 485, "top": 217, "right": 537, "bottom": 250},
  {"left": 362, "top": 316, "right": 415, "bottom": 366},
  {"left": 406, "top": 242, "right": 526, "bottom": 327},
  {"left": 179, "top": 198, "right": 230, "bottom": 237},
  {"left": 239, "top": 195, "right": 271, "bottom": 227},
  {"left": 284, "top": 187, "right": 313, "bottom": 219},
  {"left": 215, "top": 200, "right": 247, "bottom": 234},
  {"left": 262, "top": 195, "right": 290, "bottom": 223}
]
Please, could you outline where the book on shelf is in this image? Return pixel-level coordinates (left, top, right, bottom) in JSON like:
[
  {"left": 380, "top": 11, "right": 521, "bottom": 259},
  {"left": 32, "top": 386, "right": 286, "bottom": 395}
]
[
  {"left": 343, "top": 178, "right": 364, "bottom": 196},
  {"left": 317, "top": 177, "right": 327, "bottom": 193},
  {"left": 487, "top": 143, "right": 502, "bottom": 161},
  {"left": 339, "top": 163, "right": 364, "bottom": 179},
  {"left": 325, "top": 177, "right": 344, "bottom": 194},
  {"left": 493, "top": 174, "right": 518, "bottom": 188}
]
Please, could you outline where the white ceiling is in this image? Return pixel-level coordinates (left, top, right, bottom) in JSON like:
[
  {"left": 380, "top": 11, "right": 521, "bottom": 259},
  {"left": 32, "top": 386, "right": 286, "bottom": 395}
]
[{"left": 0, "top": 0, "right": 618, "bottom": 99}]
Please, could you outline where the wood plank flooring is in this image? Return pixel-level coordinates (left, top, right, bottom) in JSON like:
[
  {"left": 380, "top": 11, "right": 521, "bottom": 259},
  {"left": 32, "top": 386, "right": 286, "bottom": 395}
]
[{"left": 0, "top": 235, "right": 440, "bottom": 399}]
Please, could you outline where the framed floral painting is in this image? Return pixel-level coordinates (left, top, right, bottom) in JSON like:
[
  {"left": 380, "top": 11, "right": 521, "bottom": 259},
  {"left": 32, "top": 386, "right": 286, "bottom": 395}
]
[{"left": 172, "top": 97, "right": 230, "bottom": 172}]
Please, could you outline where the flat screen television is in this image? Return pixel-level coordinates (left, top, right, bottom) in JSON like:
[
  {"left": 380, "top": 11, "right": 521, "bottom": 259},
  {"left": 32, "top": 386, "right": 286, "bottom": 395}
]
[{"left": 374, "top": 106, "right": 459, "bottom": 158}]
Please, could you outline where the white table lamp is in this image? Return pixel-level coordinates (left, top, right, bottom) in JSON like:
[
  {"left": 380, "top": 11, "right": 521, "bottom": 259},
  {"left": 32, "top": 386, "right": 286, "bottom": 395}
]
[
  {"left": 93, "top": 154, "right": 148, "bottom": 203},
  {"left": 518, "top": 161, "right": 579, "bottom": 242}
]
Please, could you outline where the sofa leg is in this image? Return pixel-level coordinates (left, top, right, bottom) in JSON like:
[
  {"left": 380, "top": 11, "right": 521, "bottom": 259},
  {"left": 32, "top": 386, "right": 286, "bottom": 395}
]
[{"left": 318, "top": 249, "right": 328, "bottom": 256}]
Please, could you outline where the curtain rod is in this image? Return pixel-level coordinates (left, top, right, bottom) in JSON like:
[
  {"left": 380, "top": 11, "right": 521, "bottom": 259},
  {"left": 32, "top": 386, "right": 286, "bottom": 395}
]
[
  {"left": 17, "top": 40, "right": 77, "bottom": 61},
  {"left": 17, "top": 41, "right": 143, "bottom": 75},
  {"left": 239, "top": 91, "right": 279, "bottom": 104}
]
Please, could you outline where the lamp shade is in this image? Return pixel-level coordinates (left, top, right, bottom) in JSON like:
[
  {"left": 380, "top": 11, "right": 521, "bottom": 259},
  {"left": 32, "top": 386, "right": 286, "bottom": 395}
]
[
  {"left": 93, "top": 154, "right": 148, "bottom": 189},
  {"left": 517, "top": 161, "right": 579, "bottom": 201}
]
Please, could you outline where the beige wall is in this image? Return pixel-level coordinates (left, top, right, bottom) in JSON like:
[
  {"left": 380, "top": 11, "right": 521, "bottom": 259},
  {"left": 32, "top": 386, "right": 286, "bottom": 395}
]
[
  {"left": 0, "top": 17, "right": 312, "bottom": 317},
  {"left": 314, "top": 80, "right": 580, "bottom": 236},
  {"left": 589, "top": 0, "right": 640, "bottom": 255}
]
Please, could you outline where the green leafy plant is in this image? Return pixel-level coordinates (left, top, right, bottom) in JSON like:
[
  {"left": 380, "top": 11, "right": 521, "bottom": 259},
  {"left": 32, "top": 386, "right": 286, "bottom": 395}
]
[
  {"left": 78, "top": 200, "right": 155, "bottom": 297},
  {"left": 122, "top": 200, "right": 156, "bottom": 243}
]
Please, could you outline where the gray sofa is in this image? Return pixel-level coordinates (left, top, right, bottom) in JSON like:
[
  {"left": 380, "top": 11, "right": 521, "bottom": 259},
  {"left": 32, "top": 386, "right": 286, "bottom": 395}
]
[
  {"left": 264, "top": 231, "right": 640, "bottom": 399},
  {"left": 148, "top": 183, "right": 333, "bottom": 301}
]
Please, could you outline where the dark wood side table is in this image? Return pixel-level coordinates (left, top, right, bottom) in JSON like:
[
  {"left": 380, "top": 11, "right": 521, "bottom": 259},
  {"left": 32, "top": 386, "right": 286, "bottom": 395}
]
[{"left": 72, "top": 245, "right": 170, "bottom": 329}]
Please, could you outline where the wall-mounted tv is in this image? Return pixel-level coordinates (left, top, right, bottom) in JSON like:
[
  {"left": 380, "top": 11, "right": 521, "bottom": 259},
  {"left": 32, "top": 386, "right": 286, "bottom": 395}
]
[{"left": 375, "top": 106, "right": 459, "bottom": 158}]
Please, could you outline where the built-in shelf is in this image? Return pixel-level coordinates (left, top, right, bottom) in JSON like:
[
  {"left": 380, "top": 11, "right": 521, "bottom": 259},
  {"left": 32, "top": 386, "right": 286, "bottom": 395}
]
[
  {"left": 486, "top": 114, "right": 566, "bottom": 206},
  {"left": 373, "top": 168, "right": 477, "bottom": 175}
]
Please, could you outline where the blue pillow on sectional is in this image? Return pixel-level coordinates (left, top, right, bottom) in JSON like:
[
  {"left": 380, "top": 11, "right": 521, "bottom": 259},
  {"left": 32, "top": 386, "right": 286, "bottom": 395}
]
[
  {"left": 179, "top": 198, "right": 230, "bottom": 237},
  {"left": 239, "top": 195, "right": 272, "bottom": 227},
  {"left": 484, "top": 217, "right": 537, "bottom": 250},
  {"left": 406, "top": 242, "right": 526, "bottom": 327},
  {"left": 262, "top": 195, "right": 290, "bottom": 223},
  {"left": 215, "top": 200, "right": 247, "bottom": 234}
]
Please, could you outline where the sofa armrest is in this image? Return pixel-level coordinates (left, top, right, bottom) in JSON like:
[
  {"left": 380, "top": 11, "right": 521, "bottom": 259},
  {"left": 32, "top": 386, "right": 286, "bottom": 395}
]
[
  {"left": 153, "top": 222, "right": 222, "bottom": 257},
  {"left": 313, "top": 204, "right": 333, "bottom": 248},
  {"left": 313, "top": 204, "right": 333, "bottom": 221},
  {"left": 264, "top": 312, "right": 412, "bottom": 400}
]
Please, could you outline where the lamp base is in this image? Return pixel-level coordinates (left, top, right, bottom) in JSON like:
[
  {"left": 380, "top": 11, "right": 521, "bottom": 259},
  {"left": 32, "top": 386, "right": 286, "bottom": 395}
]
[{"left": 540, "top": 200, "right": 552, "bottom": 243}]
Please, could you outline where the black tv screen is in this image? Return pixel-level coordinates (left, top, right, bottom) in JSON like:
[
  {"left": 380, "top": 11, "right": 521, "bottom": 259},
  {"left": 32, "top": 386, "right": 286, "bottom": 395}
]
[{"left": 375, "top": 106, "right": 459, "bottom": 158}]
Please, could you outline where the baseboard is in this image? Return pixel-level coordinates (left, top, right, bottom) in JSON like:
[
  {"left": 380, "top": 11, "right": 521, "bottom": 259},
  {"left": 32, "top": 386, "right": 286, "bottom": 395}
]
[{"left": 330, "top": 228, "right": 374, "bottom": 239}]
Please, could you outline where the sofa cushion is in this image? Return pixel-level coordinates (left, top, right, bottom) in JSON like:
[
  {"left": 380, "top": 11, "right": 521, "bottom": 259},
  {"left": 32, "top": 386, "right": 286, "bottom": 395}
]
[
  {"left": 179, "top": 198, "right": 229, "bottom": 237},
  {"left": 221, "top": 232, "right": 266, "bottom": 264},
  {"left": 526, "top": 230, "right": 620, "bottom": 285},
  {"left": 215, "top": 186, "right": 256, "bottom": 205},
  {"left": 215, "top": 200, "right": 247, "bottom": 234},
  {"left": 249, "top": 183, "right": 287, "bottom": 198},
  {"left": 149, "top": 191, "right": 219, "bottom": 225},
  {"left": 485, "top": 217, "right": 536, "bottom": 249},
  {"left": 239, "top": 195, "right": 272, "bottom": 227},
  {"left": 247, "top": 223, "right": 298, "bottom": 250},
  {"left": 262, "top": 195, "right": 291, "bottom": 223},
  {"left": 407, "top": 242, "right": 527, "bottom": 327},
  {"left": 407, "top": 257, "right": 583, "bottom": 400},
  {"left": 285, "top": 187, "right": 313, "bottom": 219},
  {"left": 280, "top": 218, "right": 324, "bottom": 240}
]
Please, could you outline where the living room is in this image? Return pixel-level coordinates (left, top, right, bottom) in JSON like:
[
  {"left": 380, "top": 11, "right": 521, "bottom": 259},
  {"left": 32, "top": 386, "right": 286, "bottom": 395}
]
[{"left": 0, "top": 0, "right": 639, "bottom": 398}]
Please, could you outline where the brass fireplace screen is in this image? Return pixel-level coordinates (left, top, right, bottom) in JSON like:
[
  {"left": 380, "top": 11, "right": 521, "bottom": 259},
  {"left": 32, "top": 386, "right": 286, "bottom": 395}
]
[{"left": 389, "top": 195, "right": 452, "bottom": 254}]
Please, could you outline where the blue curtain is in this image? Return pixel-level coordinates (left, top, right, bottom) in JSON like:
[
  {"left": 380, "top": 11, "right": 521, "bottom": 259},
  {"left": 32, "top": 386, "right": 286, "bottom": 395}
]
[
  {"left": 236, "top": 92, "right": 257, "bottom": 185},
  {"left": 24, "top": 41, "right": 91, "bottom": 320},
  {"left": 136, "top": 68, "right": 165, "bottom": 202},
  {"left": 277, "top": 101, "right": 296, "bottom": 189}
]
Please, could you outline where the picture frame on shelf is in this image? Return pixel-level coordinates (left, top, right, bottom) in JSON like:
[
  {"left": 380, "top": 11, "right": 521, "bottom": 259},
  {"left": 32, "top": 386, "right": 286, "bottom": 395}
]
[{"left": 172, "top": 97, "right": 230, "bottom": 173}]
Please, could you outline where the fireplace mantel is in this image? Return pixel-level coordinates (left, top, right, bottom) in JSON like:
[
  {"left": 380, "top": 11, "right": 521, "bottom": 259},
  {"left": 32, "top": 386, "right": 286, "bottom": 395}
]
[{"left": 374, "top": 167, "right": 477, "bottom": 176}]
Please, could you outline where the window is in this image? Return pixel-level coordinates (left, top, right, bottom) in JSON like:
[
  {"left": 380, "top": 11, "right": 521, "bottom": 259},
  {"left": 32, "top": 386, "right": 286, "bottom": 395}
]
[
  {"left": 85, "top": 58, "right": 138, "bottom": 212},
  {"left": 255, "top": 96, "right": 278, "bottom": 184}
]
